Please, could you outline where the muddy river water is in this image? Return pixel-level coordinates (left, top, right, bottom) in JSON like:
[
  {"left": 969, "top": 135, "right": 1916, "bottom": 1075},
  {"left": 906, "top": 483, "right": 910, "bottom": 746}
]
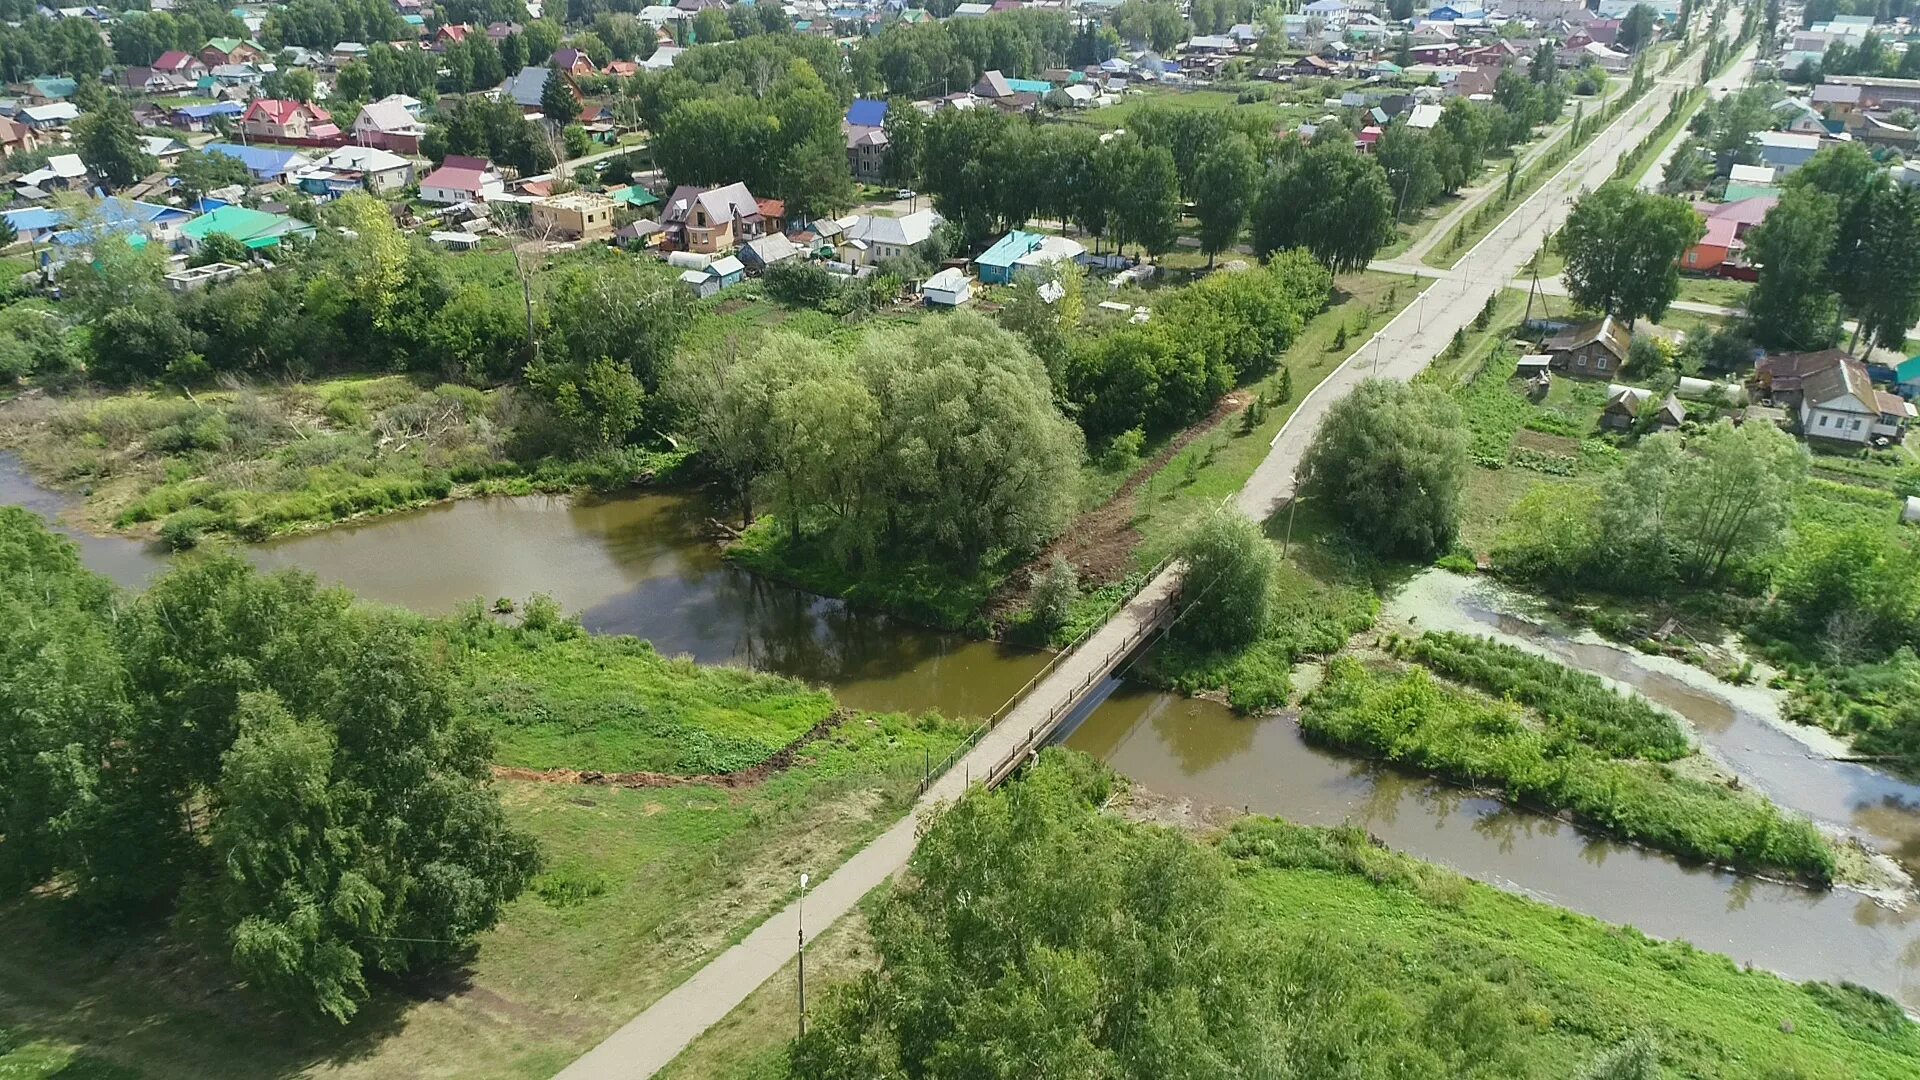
[{"left": 8, "top": 457, "right": 1920, "bottom": 1007}]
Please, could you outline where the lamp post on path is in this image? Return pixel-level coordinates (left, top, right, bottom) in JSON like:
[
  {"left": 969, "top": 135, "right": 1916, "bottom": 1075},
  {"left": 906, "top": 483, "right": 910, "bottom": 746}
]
[{"left": 797, "top": 872, "right": 809, "bottom": 1038}]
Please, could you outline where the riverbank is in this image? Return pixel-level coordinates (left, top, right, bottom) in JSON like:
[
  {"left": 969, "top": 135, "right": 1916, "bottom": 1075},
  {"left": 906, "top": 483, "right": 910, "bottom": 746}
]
[
  {"left": 0, "top": 556, "right": 977, "bottom": 1080},
  {"left": 0, "top": 375, "right": 686, "bottom": 547},
  {"left": 643, "top": 757, "right": 1920, "bottom": 1080}
]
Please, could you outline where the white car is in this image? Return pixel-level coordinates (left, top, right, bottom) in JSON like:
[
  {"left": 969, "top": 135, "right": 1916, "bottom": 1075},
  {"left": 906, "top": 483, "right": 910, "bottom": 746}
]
[{"left": 895, "top": 189, "right": 916, "bottom": 200}]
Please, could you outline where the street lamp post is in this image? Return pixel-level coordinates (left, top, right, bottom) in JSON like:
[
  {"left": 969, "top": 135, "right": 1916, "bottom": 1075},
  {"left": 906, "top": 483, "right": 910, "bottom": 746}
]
[{"left": 797, "top": 872, "right": 809, "bottom": 1038}]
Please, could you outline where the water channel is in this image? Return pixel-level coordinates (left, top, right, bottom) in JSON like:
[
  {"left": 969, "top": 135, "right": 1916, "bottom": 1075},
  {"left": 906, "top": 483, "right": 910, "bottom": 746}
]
[{"left": 7, "top": 455, "right": 1920, "bottom": 1008}]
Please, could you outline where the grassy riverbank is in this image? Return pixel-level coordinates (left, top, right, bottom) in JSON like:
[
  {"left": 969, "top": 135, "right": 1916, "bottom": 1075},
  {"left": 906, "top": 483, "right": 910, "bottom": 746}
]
[
  {"left": 632, "top": 753, "right": 1919, "bottom": 1079},
  {"left": 0, "top": 606, "right": 973, "bottom": 1080},
  {"left": 1302, "top": 655, "right": 1838, "bottom": 883},
  {"left": 0, "top": 375, "right": 684, "bottom": 547}
]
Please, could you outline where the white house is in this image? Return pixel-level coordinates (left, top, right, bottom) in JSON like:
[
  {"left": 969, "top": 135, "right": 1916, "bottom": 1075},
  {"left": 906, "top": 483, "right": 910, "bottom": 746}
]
[
  {"left": 1302, "top": 0, "right": 1350, "bottom": 30},
  {"left": 302, "top": 145, "right": 415, "bottom": 194},
  {"left": 1800, "top": 355, "right": 1912, "bottom": 444},
  {"left": 418, "top": 155, "right": 503, "bottom": 204},
  {"left": 924, "top": 267, "right": 972, "bottom": 307},
  {"left": 839, "top": 208, "right": 944, "bottom": 265}
]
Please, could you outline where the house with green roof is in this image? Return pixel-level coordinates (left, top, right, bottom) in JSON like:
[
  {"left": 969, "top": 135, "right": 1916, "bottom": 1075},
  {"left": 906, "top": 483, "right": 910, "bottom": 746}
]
[
  {"left": 179, "top": 205, "right": 314, "bottom": 251},
  {"left": 610, "top": 184, "right": 660, "bottom": 209}
]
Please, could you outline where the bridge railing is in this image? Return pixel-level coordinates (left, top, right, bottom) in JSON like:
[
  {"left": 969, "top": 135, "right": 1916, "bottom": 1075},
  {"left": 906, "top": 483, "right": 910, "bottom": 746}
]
[{"left": 916, "top": 556, "right": 1176, "bottom": 797}]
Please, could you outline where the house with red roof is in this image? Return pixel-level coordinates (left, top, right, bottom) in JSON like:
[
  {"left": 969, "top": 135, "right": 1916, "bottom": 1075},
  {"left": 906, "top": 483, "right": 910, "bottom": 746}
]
[
  {"left": 420, "top": 155, "right": 504, "bottom": 204},
  {"left": 432, "top": 23, "right": 472, "bottom": 50},
  {"left": 239, "top": 99, "right": 338, "bottom": 140},
  {"left": 152, "top": 50, "right": 205, "bottom": 76},
  {"left": 1680, "top": 196, "right": 1777, "bottom": 277}
]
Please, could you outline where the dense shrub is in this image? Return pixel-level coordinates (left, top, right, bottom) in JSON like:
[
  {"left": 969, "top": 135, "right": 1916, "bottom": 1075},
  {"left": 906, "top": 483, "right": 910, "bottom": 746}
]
[
  {"left": 1393, "top": 631, "right": 1691, "bottom": 760},
  {"left": 1302, "top": 658, "right": 1836, "bottom": 882}
]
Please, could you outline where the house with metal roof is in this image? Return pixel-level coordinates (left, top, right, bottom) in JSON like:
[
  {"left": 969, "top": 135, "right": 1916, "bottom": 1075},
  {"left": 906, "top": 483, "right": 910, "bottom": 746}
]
[
  {"left": 202, "top": 142, "right": 314, "bottom": 182},
  {"left": 179, "top": 204, "right": 315, "bottom": 251},
  {"left": 973, "top": 229, "right": 1085, "bottom": 285}
]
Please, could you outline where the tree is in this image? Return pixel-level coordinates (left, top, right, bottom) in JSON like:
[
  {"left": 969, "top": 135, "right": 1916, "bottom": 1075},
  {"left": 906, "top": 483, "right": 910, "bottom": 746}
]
[
  {"left": 1300, "top": 379, "right": 1469, "bottom": 559},
  {"left": 1028, "top": 556, "right": 1081, "bottom": 631},
  {"left": 539, "top": 68, "right": 580, "bottom": 126},
  {"left": 1433, "top": 97, "right": 1490, "bottom": 194},
  {"left": 0, "top": 525, "right": 539, "bottom": 1022},
  {"left": 1770, "top": 522, "right": 1920, "bottom": 656},
  {"left": 1174, "top": 510, "right": 1277, "bottom": 652},
  {"left": 1100, "top": 135, "right": 1179, "bottom": 256},
  {"left": 1618, "top": 3, "right": 1657, "bottom": 50},
  {"left": 73, "top": 96, "right": 154, "bottom": 190},
  {"left": 190, "top": 231, "right": 253, "bottom": 268},
  {"left": 1746, "top": 186, "right": 1842, "bottom": 350},
  {"left": 1556, "top": 182, "right": 1704, "bottom": 326},
  {"left": 1853, "top": 183, "right": 1920, "bottom": 352},
  {"left": 1192, "top": 134, "right": 1259, "bottom": 268},
  {"left": 172, "top": 147, "right": 255, "bottom": 206},
  {"left": 335, "top": 59, "right": 373, "bottom": 102},
  {"left": 1627, "top": 421, "right": 1807, "bottom": 583},
  {"left": 1252, "top": 141, "right": 1396, "bottom": 272},
  {"left": 526, "top": 355, "right": 646, "bottom": 450},
  {"left": 1376, "top": 126, "right": 1442, "bottom": 219},
  {"left": 790, "top": 753, "right": 1284, "bottom": 1080}
]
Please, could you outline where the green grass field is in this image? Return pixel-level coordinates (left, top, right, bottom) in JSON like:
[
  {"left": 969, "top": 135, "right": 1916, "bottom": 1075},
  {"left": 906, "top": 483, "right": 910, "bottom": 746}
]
[
  {"left": 627, "top": 764, "right": 1920, "bottom": 1080},
  {"left": 0, "top": 622, "right": 976, "bottom": 1080},
  {"left": 1675, "top": 274, "right": 1751, "bottom": 310}
]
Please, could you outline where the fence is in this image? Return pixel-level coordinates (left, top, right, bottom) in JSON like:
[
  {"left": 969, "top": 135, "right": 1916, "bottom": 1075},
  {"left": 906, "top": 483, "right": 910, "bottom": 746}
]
[{"left": 915, "top": 557, "right": 1176, "bottom": 796}]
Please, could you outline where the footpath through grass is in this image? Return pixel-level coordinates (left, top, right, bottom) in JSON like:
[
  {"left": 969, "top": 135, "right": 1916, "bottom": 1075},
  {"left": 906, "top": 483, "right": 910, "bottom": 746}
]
[{"left": 0, "top": 616, "right": 975, "bottom": 1080}]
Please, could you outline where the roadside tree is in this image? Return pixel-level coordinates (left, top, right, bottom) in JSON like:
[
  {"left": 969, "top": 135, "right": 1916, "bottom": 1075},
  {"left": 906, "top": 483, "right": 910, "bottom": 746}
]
[
  {"left": 1556, "top": 182, "right": 1704, "bottom": 327},
  {"left": 1300, "top": 379, "right": 1469, "bottom": 559}
]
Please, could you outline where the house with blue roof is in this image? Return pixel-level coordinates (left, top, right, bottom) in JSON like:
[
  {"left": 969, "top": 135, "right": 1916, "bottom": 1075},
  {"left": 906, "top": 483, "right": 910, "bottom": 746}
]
[
  {"left": 170, "top": 100, "right": 245, "bottom": 131},
  {"left": 202, "top": 143, "right": 314, "bottom": 182},
  {"left": 846, "top": 98, "right": 887, "bottom": 127},
  {"left": 2, "top": 205, "right": 66, "bottom": 243}
]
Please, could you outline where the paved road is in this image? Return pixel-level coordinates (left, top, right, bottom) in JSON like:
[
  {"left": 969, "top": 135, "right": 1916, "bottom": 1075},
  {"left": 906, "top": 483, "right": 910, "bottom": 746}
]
[
  {"left": 1638, "top": 41, "right": 1759, "bottom": 192},
  {"left": 555, "top": 31, "right": 1738, "bottom": 1080}
]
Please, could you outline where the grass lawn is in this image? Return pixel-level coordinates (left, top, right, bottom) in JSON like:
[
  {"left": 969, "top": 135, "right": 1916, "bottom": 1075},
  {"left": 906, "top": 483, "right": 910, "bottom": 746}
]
[
  {"left": 0, "top": 623, "right": 976, "bottom": 1080},
  {"left": 1065, "top": 87, "right": 1307, "bottom": 131},
  {"left": 1675, "top": 274, "right": 1751, "bottom": 310},
  {"left": 453, "top": 630, "right": 836, "bottom": 774}
]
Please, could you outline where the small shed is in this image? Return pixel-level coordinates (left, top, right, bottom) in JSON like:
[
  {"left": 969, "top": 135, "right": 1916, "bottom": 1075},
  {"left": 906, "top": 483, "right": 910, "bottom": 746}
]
[
  {"left": 1653, "top": 393, "right": 1687, "bottom": 432},
  {"left": 1515, "top": 353, "right": 1552, "bottom": 375},
  {"left": 679, "top": 268, "right": 720, "bottom": 298},
  {"left": 1601, "top": 384, "right": 1652, "bottom": 430},
  {"left": 924, "top": 266, "right": 972, "bottom": 307},
  {"left": 710, "top": 255, "right": 746, "bottom": 288}
]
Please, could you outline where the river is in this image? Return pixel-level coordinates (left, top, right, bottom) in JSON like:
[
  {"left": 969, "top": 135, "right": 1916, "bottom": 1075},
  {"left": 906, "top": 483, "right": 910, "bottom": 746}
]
[
  {"left": 8, "top": 458, "right": 1920, "bottom": 1007},
  {"left": 0, "top": 454, "right": 1049, "bottom": 720}
]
